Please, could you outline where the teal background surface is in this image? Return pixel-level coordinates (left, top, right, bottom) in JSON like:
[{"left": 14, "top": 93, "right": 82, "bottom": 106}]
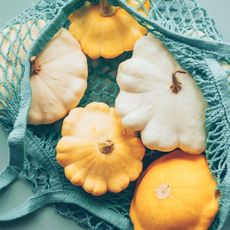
[{"left": 0, "top": 0, "right": 229, "bottom": 229}]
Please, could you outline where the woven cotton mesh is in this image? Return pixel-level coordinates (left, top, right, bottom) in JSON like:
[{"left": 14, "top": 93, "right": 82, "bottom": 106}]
[
  {"left": 149, "top": 0, "right": 222, "bottom": 40},
  {"left": 0, "top": 20, "right": 46, "bottom": 127},
  {"left": 0, "top": 0, "right": 230, "bottom": 229}
]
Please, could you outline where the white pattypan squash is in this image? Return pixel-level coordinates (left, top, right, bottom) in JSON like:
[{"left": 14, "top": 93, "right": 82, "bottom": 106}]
[
  {"left": 29, "top": 28, "right": 88, "bottom": 125},
  {"left": 115, "top": 34, "right": 207, "bottom": 154}
]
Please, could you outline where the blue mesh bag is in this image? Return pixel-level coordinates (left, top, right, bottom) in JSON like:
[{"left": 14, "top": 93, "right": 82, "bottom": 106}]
[{"left": 0, "top": 0, "right": 230, "bottom": 229}]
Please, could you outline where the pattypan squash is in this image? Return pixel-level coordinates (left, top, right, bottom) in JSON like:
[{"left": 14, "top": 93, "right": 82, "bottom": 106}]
[
  {"left": 130, "top": 149, "right": 219, "bottom": 230},
  {"left": 29, "top": 28, "right": 88, "bottom": 125},
  {"left": 69, "top": 0, "right": 149, "bottom": 59},
  {"left": 115, "top": 33, "right": 207, "bottom": 154},
  {"left": 56, "top": 102, "right": 145, "bottom": 196}
]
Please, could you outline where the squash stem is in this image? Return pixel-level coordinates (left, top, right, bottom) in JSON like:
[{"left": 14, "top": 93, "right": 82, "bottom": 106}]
[
  {"left": 99, "top": 0, "right": 116, "bottom": 17},
  {"left": 30, "top": 56, "right": 41, "bottom": 75},
  {"left": 170, "top": 70, "right": 186, "bottom": 94},
  {"left": 99, "top": 140, "right": 114, "bottom": 154},
  {"left": 155, "top": 184, "right": 171, "bottom": 200}
]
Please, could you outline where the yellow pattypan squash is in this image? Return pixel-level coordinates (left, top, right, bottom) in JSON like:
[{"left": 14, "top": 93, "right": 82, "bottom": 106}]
[
  {"left": 29, "top": 28, "right": 88, "bottom": 125},
  {"left": 130, "top": 149, "right": 219, "bottom": 230},
  {"left": 69, "top": 0, "right": 150, "bottom": 59},
  {"left": 56, "top": 102, "right": 145, "bottom": 196},
  {"left": 115, "top": 33, "right": 207, "bottom": 154}
]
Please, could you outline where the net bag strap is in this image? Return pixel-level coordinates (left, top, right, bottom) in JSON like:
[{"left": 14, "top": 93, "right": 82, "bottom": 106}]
[
  {"left": 0, "top": 191, "right": 55, "bottom": 221},
  {"left": 0, "top": 67, "right": 31, "bottom": 190},
  {"left": 0, "top": 189, "right": 132, "bottom": 230}
]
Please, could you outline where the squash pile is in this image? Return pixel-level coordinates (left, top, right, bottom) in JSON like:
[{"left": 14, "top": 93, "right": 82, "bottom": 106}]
[{"left": 21, "top": 1, "right": 219, "bottom": 229}]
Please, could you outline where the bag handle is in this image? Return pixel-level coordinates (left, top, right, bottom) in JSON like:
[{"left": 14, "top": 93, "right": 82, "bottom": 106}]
[
  {"left": 0, "top": 191, "right": 54, "bottom": 221},
  {"left": 0, "top": 166, "right": 20, "bottom": 190},
  {"left": 0, "top": 189, "right": 132, "bottom": 230},
  {"left": 0, "top": 65, "right": 31, "bottom": 191}
]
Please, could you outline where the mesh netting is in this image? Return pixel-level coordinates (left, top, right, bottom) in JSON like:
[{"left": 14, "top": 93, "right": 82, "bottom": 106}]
[
  {"left": 0, "top": 20, "right": 46, "bottom": 127},
  {"left": 0, "top": 0, "right": 230, "bottom": 230},
  {"left": 149, "top": 0, "right": 222, "bottom": 40},
  {"left": 115, "top": 0, "right": 222, "bottom": 39}
]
